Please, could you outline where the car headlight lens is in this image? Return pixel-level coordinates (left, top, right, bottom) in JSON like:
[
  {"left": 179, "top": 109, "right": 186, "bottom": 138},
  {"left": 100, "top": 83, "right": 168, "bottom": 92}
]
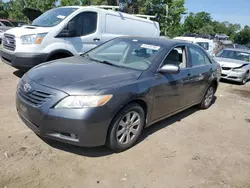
[
  {"left": 54, "top": 95, "right": 113, "bottom": 109},
  {"left": 232, "top": 68, "right": 245, "bottom": 73},
  {"left": 20, "top": 33, "right": 47, "bottom": 44}
]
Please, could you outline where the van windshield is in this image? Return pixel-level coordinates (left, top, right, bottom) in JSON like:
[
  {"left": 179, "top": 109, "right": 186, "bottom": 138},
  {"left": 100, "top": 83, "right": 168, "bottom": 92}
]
[{"left": 32, "top": 7, "right": 78, "bottom": 27}]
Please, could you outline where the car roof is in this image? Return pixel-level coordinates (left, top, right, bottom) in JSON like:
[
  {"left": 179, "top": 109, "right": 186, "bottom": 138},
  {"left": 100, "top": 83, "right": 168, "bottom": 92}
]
[
  {"left": 60, "top": 6, "right": 158, "bottom": 24},
  {"left": 223, "top": 48, "right": 250, "bottom": 53},
  {"left": 120, "top": 36, "right": 192, "bottom": 47},
  {"left": 174, "top": 36, "right": 213, "bottom": 43},
  {"left": 0, "top": 19, "right": 10, "bottom": 22}
]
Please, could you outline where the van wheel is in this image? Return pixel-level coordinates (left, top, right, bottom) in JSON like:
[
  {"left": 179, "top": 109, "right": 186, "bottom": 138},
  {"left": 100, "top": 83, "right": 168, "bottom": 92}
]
[
  {"left": 106, "top": 103, "right": 145, "bottom": 152},
  {"left": 199, "top": 85, "right": 215, "bottom": 109}
]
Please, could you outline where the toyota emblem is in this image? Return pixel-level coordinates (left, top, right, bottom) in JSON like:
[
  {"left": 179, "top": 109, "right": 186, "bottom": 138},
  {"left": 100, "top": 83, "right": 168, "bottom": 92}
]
[{"left": 23, "top": 83, "right": 32, "bottom": 93}]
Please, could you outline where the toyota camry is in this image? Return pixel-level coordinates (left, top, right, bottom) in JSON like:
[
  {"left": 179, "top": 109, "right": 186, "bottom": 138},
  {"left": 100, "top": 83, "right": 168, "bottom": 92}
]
[{"left": 16, "top": 37, "right": 220, "bottom": 152}]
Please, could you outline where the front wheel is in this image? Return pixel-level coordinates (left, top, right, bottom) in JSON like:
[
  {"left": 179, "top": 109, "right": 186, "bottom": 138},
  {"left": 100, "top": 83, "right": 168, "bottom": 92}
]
[
  {"left": 106, "top": 103, "right": 145, "bottom": 152},
  {"left": 241, "top": 71, "right": 249, "bottom": 85},
  {"left": 199, "top": 85, "right": 215, "bottom": 109}
]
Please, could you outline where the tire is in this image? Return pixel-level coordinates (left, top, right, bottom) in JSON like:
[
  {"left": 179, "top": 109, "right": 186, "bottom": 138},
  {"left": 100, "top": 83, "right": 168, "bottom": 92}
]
[
  {"left": 106, "top": 103, "right": 145, "bottom": 152},
  {"left": 199, "top": 85, "right": 215, "bottom": 109},
  {"left": 241, "top": 71, "right": 249, "bottom": 85}
]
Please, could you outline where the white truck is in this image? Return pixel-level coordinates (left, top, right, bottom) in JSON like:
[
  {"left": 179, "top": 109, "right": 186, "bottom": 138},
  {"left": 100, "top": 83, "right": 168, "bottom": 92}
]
[
  {"left": 1, "top": 6, "right": 160, "bottom": 70},
  {"left": 174, "top": 36, "right": 216, "bottom": 56}
]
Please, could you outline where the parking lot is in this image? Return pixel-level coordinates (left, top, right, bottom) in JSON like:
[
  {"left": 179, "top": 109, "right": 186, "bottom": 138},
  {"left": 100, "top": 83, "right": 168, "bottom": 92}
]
[{"left": 0, "top": 61, "right": 250, "bottom": 188}]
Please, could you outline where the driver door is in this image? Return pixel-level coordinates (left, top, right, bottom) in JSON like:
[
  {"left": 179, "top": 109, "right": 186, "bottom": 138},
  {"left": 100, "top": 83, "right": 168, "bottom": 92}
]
[
  {"left": 151, "top": 46, "right": 193, "bottom": 120},
  {"left": 64, "top": 11, "right": 102, "bottom": 54}
]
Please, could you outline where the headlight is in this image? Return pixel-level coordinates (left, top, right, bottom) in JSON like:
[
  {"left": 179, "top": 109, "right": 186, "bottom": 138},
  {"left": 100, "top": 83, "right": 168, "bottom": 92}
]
[
  {"left": 232, "top": 68, "right": 245, "bottom": 73},
  {"left": 20, "top": 33, "right": 47, "bottom": 44},
  {"left": 54, "top": 95, "right": 113, "bottom": 109}
]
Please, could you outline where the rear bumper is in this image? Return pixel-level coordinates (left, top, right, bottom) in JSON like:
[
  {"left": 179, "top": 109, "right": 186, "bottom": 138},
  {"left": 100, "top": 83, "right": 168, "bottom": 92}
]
[{"left": 1, "top": 48, "right": 47, "bottom": 69}]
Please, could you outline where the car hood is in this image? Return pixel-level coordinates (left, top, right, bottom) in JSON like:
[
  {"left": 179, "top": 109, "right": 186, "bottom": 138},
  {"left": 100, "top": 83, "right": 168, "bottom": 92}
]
[
  {"left": 214, "top": 57, "right": 249, "bottom": 68},
  {"left": 22, "top": 8, "right": 43, "bottom": 22},
  {"left": 27, "top": 56, "right": 141, "bottom": 95},
  {"left": 5, "top": 26, "right": 52, "bottom": 37}
]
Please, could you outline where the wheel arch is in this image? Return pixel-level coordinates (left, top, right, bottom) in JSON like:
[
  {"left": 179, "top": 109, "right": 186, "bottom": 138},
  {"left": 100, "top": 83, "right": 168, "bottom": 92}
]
[
  {"left": 105, "top": 98, "right": 149, "bottom": 141},
  {"left": 45, "top": 49, "right": 74, "bottom": 61},
  {"left": 211, "top": 79, "right": 218, "bottom": 92}
]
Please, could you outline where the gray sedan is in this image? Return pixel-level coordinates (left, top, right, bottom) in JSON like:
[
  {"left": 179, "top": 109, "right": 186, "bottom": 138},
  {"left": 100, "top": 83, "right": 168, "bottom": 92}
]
[
  {"left": 16, "top": 37, "right": 220, "bottom": 152},
  {"left": 215, "top": 48, "right": 250, "bottom": 84}
]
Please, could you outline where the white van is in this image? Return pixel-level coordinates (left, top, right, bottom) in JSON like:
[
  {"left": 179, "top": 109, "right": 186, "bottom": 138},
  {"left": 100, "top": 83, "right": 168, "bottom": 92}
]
[
  {"left": 174, "top": 36, "right": 216, "bottom": 56},
  {"left": 1, "top": 6, "right": 160, "bottom": 70}
]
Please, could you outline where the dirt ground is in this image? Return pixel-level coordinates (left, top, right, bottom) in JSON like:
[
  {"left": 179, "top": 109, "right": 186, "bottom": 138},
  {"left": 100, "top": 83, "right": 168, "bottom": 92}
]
[{"left": 1, "top": 62, "right": 250, "bottom": 188}]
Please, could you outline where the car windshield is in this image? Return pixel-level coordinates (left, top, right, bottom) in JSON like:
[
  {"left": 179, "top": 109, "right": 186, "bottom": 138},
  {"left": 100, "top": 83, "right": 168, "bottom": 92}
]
[
  {"left": 216, "top": 50, "right": 250, "bottom": 62},
  {"left": 32, "top": 7, "right": 78, "bottom": 27},
  {"left": 82, "top": 38, "right": 163, "bottom": 71},
  {"left": 197, "top": 42, "right": 209, "bottom": 50},
  {"left": 1, "top": 21, "right": 14, "bottom": 27},
  {"left": 10, "top": 21, "right": 18, "bottom": 27}
]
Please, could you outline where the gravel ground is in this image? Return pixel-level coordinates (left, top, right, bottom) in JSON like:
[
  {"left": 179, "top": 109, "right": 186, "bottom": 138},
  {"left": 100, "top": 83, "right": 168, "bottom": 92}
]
[{"left": 0, "top": 62, "right": 250, "bottom": 188}]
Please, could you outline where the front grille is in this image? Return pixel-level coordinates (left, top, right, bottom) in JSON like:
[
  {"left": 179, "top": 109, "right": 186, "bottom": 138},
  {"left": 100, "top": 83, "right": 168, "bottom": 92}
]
[
  {"left": 3, "top": 34, "right": 16, "bottom": 51},
  {"left": 228, "top": 76, "right": 238, "bottom": 79},
  {"left": 221, "top": 74, "right": 227, "bottom": 77},
  {"left": 222, "top": 67, "right": 231, "bottom": 71},
  {"left": 18, "top": 84, "right": 52, "bottom": 106}
]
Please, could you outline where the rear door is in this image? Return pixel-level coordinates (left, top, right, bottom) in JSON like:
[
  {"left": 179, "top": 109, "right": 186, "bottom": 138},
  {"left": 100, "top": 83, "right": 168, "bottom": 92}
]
[
  {"left": 65, "top": 11, "right": 102, "bottom": 54},
  {"left": 187, "top": 45, "right": 214, "bottom": 104}
]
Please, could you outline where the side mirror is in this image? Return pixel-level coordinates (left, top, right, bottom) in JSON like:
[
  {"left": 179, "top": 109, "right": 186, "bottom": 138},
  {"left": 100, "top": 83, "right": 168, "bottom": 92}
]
[
  {"left": 158, "top": 64, "right": 180, "bottom": 74},
  {"left": 57, "top": 21, "right": 75, "bottom": 37}
]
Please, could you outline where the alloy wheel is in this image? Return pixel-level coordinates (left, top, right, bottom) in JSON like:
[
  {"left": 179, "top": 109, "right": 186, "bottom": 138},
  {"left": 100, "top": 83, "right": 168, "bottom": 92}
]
[
  {"left": 116, "top": 111, "right": 141, "bottom": 145},
  {"left": 204, "top": 87, "right": 214, "bottom": 107},
  {"left": 242, "top": 72, "right": 249, "bottom": 84}
]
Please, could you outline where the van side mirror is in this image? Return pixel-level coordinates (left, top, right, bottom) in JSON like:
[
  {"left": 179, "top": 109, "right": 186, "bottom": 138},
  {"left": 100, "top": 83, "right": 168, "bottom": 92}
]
[
  {"left": 158, "top": 64, "right": 180, "bottom": 74},
  {"left": 57, "top": 21, "right": 76, "bottom": 37}
]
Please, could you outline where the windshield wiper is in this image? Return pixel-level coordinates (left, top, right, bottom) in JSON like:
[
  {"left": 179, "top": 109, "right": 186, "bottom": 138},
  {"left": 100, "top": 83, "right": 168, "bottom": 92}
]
[
  {"left": 81, "top": 54, "right": 120, "bottom": 67},
  {"left": 100, "top": 60, "right": 116, "bottom": 66}
]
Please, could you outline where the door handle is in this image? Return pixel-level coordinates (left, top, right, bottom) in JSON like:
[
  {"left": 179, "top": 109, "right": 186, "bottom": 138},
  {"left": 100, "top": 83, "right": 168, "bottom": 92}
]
[{"left": 93, "top": 38, "right": 100, "bottom": 42}]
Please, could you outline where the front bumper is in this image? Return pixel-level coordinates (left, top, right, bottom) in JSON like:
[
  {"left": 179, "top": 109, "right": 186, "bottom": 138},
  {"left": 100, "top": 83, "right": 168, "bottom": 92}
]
[
  {"left": 1, "top": 48, "right": 47, "bottom": 69},
  {"left": 16, "top": 80, "right": 114, "bottom": 147},
  {"left": 220, "top": 69, "right": 245, "bottom": 82}
]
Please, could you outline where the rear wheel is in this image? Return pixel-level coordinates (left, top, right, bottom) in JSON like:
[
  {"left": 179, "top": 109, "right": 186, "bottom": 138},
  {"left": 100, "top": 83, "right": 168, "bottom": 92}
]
[
  {"left": 241, "top": 71, "right": 249, "bottom": 85},
  {"left": 199, "top": 85, "right": 215, "bottom": 109},
  {"left": 106, "top": 103, "right": 145, "bottom": 152}
]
